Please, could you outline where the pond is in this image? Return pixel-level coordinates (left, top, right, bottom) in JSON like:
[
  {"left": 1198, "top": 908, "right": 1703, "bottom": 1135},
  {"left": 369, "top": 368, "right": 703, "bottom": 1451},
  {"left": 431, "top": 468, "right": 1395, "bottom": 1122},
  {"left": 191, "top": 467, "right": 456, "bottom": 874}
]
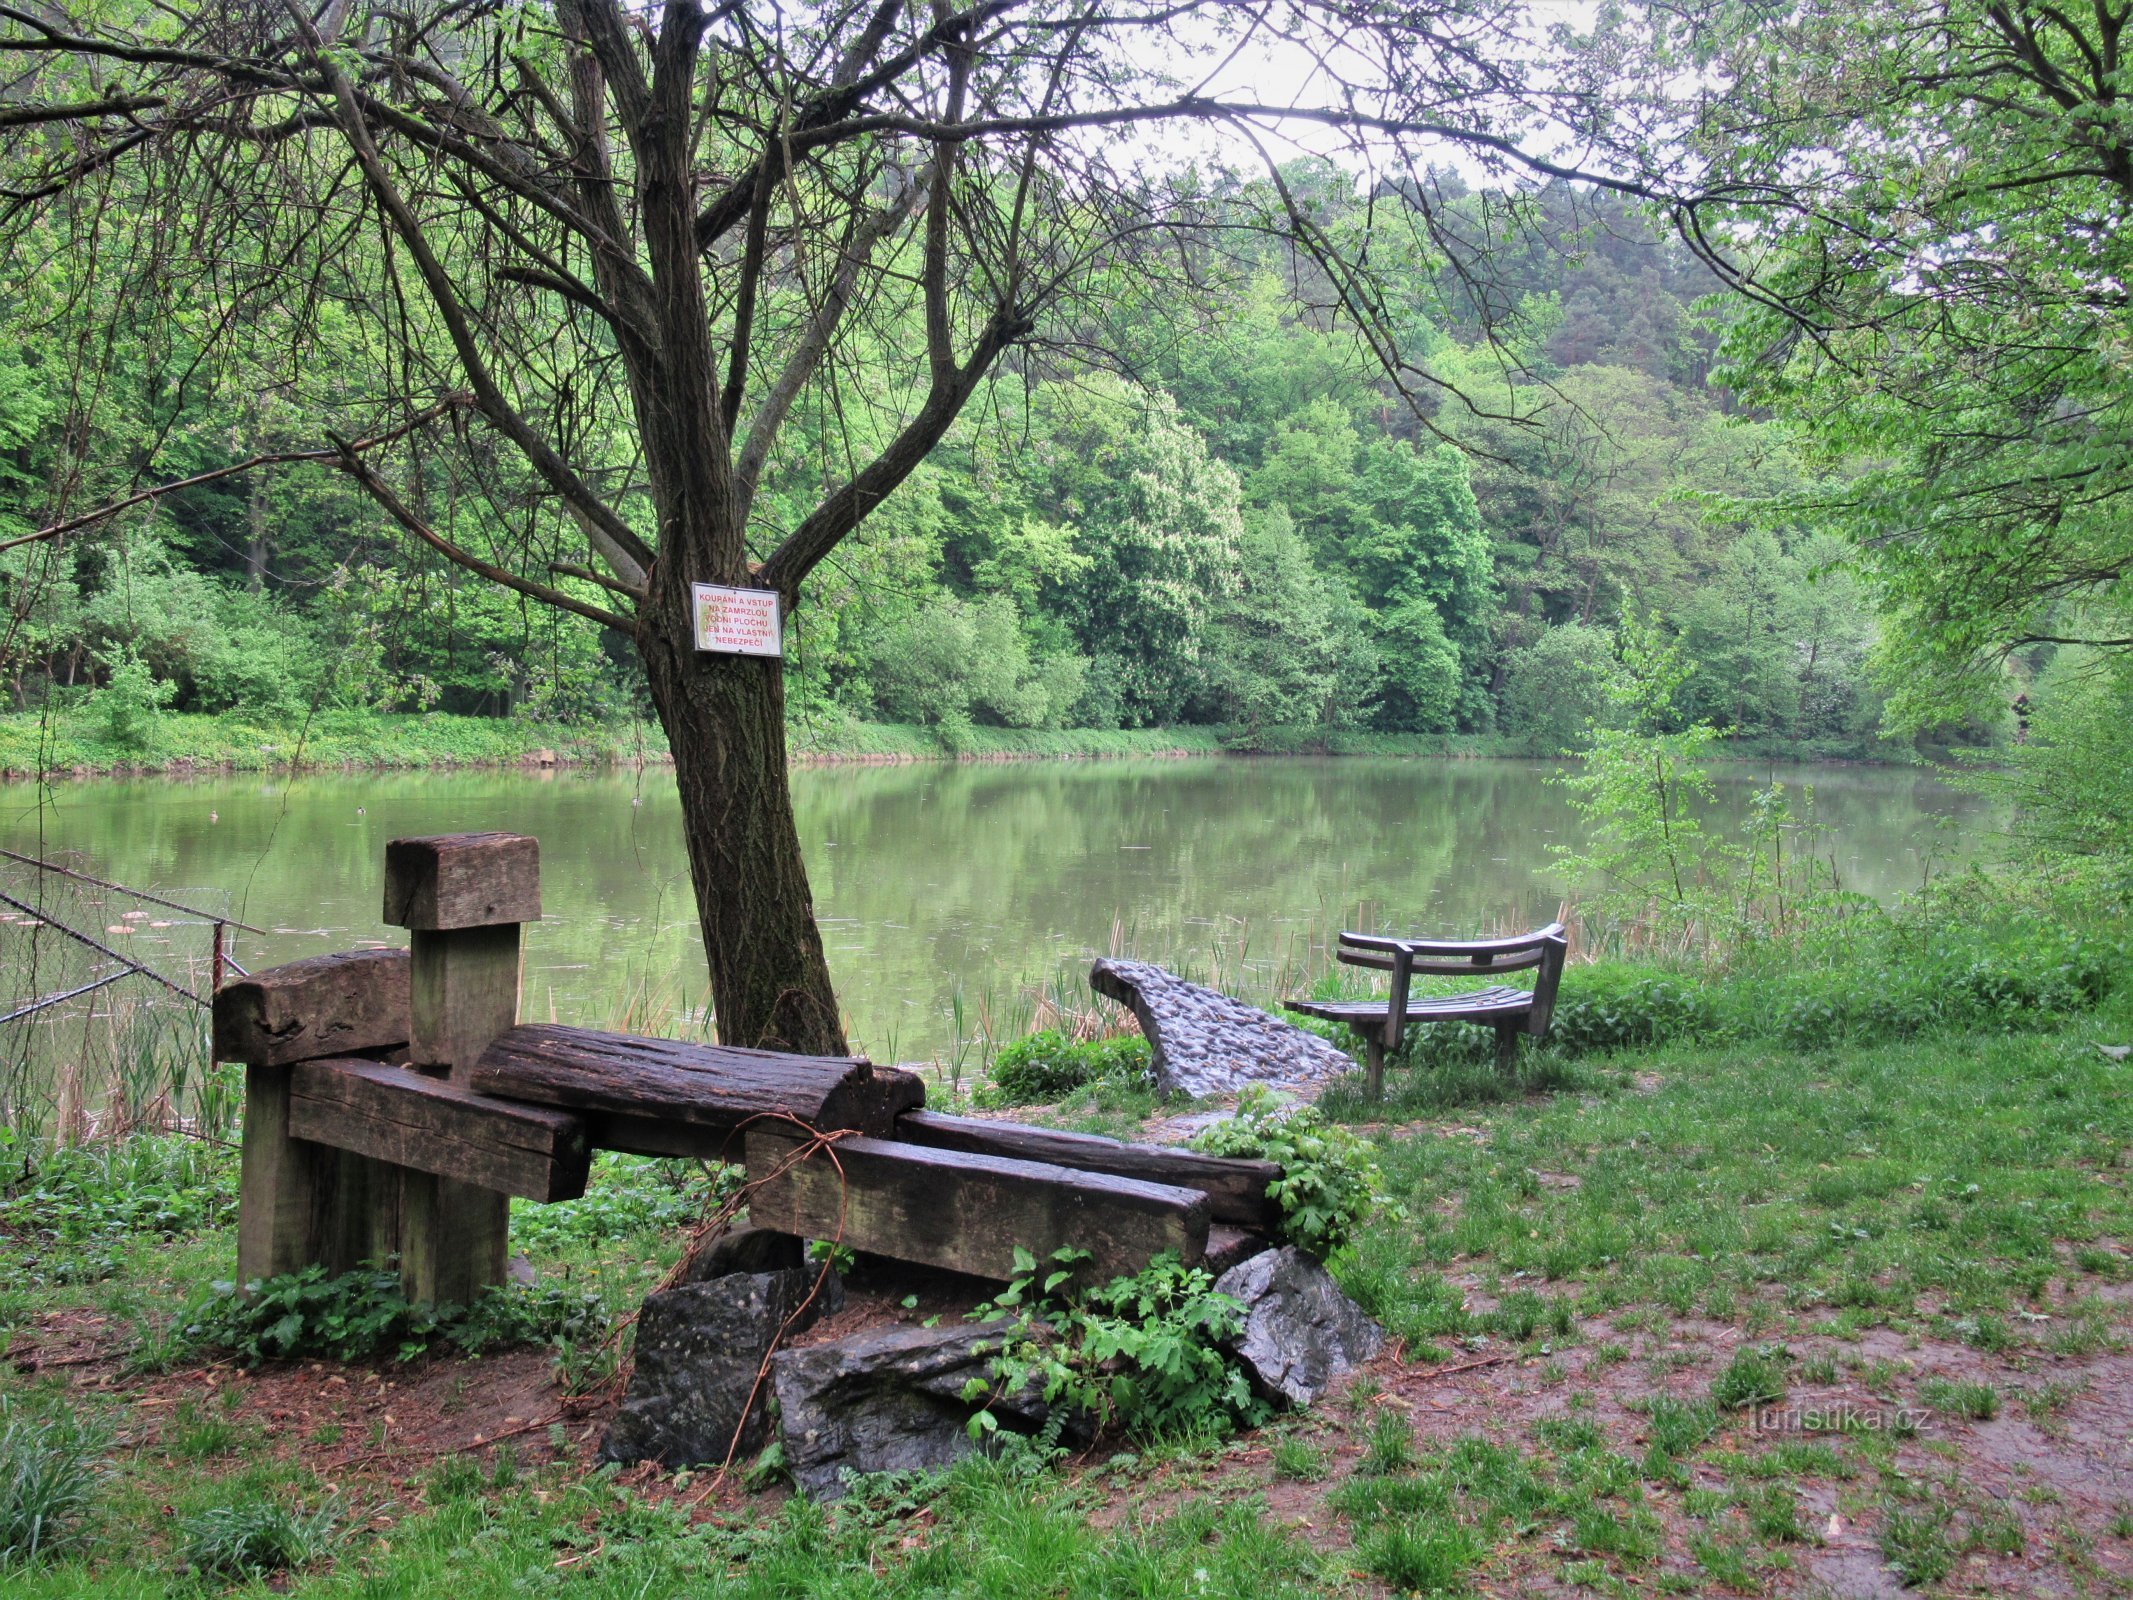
[{"left": 2, "top": 756, "right": 1993, "bottom": 1067}]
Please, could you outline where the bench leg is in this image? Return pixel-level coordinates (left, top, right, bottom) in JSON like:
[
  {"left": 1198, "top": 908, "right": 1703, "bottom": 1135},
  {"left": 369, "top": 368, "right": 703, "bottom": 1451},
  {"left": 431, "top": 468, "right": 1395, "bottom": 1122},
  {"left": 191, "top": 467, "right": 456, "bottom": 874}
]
[
  {"left": 1494, "top": 1023, "right": 1521, "bottom": 1074},
  {"left": 1364, "top": 1036, "right": 1386, "bottom": 1100}
]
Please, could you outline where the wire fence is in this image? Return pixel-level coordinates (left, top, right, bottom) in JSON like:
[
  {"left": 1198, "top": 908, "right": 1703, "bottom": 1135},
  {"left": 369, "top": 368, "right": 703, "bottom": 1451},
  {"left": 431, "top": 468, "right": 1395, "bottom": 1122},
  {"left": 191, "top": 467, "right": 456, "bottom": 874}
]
[{"left": 0, "top": 850, "right": 253, "bottom": 1145}]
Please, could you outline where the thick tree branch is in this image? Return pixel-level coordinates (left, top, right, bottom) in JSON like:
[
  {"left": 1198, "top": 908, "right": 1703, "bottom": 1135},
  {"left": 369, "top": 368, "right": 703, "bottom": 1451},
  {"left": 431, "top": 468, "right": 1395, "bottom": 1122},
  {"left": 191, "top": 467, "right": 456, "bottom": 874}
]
[
  {"left": 0, "top": 399, "right": 466, "bottom": 556},
  {"left": 759, "top": 306, "right": 1030, "bottom": 598},
  {"left": 735, "top": 175, "right": 924, "bottom": 511},
  {"left": 284, "top": 2, "right": 656, "bottom": 579},
  {"left": 336, "top": 444, "right": 637, "bottom": 635},
  {"left": 0, "top": 94, "right": 165, "bottom": 128}
]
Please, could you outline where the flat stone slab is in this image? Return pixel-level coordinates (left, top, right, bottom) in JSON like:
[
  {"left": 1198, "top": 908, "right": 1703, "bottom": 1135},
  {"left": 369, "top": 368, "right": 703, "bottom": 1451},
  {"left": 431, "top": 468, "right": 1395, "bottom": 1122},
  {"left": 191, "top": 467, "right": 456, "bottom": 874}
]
[
  {"left": 771, "top": 1320, "right": 1061, "bottom": 1499},
  {"left": 1214, "top": 1245, "right": 1384, "bottom": 1407},
  {"left": 1089, "top": 959, "right": 1357, "bottom": 1098}
]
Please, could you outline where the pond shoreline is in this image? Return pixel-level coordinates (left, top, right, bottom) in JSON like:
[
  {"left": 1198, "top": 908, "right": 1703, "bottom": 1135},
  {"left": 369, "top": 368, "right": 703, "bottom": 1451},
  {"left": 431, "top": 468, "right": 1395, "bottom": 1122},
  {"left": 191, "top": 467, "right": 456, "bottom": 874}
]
[{"left": 0, "top": 710, "right": 1915, "bottom": 782}]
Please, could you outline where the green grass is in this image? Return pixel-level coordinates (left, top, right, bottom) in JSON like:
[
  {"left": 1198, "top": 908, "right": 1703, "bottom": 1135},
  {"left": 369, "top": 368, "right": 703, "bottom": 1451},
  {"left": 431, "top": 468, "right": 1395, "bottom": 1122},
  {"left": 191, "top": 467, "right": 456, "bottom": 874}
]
[{"left": 4, "top": 936, "right": 2131, "bottom": 1596}]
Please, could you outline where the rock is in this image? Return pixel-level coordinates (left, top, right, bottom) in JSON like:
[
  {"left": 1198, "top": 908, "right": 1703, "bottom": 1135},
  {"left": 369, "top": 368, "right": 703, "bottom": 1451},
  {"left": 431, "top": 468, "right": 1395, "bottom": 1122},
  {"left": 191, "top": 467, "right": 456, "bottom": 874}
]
[
  {"left": 1214, "top": 1245, "right": 1383, "bottom": 1407},
  {"left": 678, "top": 1223, "right": 804, "bottom": 1284},
  {"left": 1089, "top": 958, "right": 1357, "bottom": 1098},
  {"left": 771, "top": 1320, "right": 1057, "bottom": 1498},
  {"left": 600, "top": 1267, "right": 838, "bottom": 1467}
]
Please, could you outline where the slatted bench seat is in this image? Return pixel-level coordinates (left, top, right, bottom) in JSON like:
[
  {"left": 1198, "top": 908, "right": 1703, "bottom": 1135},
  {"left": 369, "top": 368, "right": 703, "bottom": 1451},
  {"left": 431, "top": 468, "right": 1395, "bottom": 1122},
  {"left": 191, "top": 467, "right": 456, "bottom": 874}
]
[{"left": 1285, "top": 923, "right": 1568, "bottom": 1098}]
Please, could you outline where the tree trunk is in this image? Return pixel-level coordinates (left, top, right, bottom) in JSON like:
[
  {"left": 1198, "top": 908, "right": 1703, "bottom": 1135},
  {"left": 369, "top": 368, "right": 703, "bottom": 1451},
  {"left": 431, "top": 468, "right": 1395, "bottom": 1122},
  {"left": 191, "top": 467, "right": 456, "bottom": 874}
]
[{"left": 636, "top": 580, "right": 846, "bottom": 1057}]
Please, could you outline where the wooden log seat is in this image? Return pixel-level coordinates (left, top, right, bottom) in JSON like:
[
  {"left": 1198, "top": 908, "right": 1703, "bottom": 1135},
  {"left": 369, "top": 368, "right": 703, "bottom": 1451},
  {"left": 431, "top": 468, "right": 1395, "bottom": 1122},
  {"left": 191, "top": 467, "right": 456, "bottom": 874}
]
[{"left": 471, "top": 1024, "right": 925, "bottom": 1161}]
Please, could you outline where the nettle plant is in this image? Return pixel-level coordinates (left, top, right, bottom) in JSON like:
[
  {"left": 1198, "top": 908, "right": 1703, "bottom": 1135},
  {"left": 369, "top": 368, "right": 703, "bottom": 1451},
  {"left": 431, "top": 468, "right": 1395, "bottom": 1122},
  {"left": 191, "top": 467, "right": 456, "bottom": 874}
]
[
  {"left": 1190, "top": 1088, "right": 1393, "bottom": 1258},
  {"left": 963, "top": 1247, "right": 1265, "bottom": 1442}
]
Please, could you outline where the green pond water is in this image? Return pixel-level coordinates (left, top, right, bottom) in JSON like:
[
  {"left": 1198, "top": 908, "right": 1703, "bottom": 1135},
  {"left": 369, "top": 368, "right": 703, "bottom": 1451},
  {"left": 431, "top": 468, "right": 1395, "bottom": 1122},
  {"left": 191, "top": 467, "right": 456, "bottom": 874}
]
[{"left": 1, "top": 756, "right": 1992, "bottom": 1065}]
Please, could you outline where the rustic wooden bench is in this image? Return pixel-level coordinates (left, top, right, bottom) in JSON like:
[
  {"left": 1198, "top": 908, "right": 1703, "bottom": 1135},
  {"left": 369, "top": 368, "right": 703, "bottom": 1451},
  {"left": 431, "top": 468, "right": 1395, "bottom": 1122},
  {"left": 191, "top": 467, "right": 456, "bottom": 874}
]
[
  {"left": 216, "top": 833, "right": 1283, "bottom": 1303},
  {"left": 1284, "top": 923, "right": 1569, "bottom": 1098}
]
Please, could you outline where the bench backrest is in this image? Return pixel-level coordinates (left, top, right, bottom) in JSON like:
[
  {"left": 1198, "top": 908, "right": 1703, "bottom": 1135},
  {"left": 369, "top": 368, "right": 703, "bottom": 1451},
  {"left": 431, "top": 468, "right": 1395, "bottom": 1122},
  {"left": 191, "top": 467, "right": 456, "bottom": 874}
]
[{"left": 1337, "top": 922, "right": 1571, "bottom": 1035}]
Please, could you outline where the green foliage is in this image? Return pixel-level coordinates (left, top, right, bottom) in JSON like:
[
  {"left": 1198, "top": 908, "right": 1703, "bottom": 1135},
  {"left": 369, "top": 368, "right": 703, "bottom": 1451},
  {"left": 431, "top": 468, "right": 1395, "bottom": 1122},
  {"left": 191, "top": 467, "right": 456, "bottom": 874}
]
[
  {"left": 1973, "top": 650, "right": 2133, "bottom": 871},
  {"left": 0, "top": 1400, "right": 103, "bottom": 1567},
  {"left": 1555, "top": 613, "right": 1850, "bottom": 954},
  {"left": 509, "top": 1155, "right": 726, "bottom": 1252},
  {"left": 1499, "top": 622, "right": 1616, "bottom": 754},
  {"left": 184, "top": 1267, "right": 605, "bottom": 1365},
  {"left": 178, "top": 1492, "right": 342, "bottom": 1580},
  {"left": 966, "top": 1247, "right": 1265, "bottom": 1440},
  {"left": 1189, "top": 1087, "right": 1392, "bottom": 1257},
  {"left": 92, "top": 648, "right": 174, "bottom": 752},
  {"left": 0, "top": 1135, "right": 236, "bottom": 1245},
  {"left": 1637, "top": 0, "right": 2133, "bottom": 721},
  {"left": 1547, "top": 970, "right": 1717, "bottom": 1055},
  {"left": 976, "top": 1031, "right": 1152, "bottom": 1106}
]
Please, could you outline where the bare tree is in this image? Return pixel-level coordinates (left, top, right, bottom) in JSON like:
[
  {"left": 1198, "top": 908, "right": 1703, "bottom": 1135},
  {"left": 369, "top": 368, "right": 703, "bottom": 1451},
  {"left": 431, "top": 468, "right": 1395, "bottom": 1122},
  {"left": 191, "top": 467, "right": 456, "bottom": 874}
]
[{"left": 0, "top": 0, "right": 1628, "bottom": 1052}]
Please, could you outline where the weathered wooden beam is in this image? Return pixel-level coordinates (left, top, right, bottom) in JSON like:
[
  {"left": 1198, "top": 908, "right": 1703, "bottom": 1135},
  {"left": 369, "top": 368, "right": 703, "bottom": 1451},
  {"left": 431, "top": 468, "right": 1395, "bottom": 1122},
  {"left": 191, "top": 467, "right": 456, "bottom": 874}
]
[
  {"left": 383, "top": 832, "right": 539, "bottom": 1303},
  {"left": 474, "top": 1026, "right": 924, "bottom": 1137},
  {"left": 743, "top": 1128, "right": 1209, "bottom": 1283},
  {"left": 893, "top": 1110, "right": 1283, "bottom": 1231},
  {"left": 384, "top": 831, "right": 540, "bottom": 931},
  {"left": 221, "top": 949, "right": 413, "bottom": 1289},
  {"left": 287, "top": 1058, "right": 591, "bottom": 1203},
  {"left": 213, "top": 949, "right": 409, "bottom": 1068}
]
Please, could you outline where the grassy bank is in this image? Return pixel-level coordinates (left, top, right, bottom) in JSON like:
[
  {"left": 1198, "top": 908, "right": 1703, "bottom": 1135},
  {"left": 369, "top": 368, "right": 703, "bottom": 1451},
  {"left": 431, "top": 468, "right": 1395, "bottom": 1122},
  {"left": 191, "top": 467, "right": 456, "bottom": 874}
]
[
  {"left": 0, "top": 705, "right": 1929, "bottom": 781},
  {"left": 0, "top": 709, "right": 1519, "bottom": 780},
  {"left": 3, "top": 901, "right": 2130, "bottom": 1597},
  {"left": 0, "top": 708, "right": 672, "bottom": 780}
]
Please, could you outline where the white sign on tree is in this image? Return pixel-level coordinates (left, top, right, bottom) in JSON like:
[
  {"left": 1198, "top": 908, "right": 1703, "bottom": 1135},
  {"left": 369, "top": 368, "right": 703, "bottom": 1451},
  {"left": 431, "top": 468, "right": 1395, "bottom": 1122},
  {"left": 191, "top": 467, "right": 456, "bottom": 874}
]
[{"left": 692, "top": 584, "right": 783, "bottom": 658}]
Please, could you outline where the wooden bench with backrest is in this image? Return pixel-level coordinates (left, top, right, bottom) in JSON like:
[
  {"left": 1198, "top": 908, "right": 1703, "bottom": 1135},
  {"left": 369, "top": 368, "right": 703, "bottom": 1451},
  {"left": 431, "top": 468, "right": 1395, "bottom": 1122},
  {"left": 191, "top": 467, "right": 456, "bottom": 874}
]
[{"left": 1285, "top": 922, "right": 1569, "bottom": 1097}]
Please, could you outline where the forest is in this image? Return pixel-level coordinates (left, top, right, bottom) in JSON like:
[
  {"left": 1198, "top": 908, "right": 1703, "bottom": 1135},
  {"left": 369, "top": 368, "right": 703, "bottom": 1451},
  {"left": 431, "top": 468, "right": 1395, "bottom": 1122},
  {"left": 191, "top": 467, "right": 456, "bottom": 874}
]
[{"left": 1, "top": 178, "right": 1898, "bottom": 759}]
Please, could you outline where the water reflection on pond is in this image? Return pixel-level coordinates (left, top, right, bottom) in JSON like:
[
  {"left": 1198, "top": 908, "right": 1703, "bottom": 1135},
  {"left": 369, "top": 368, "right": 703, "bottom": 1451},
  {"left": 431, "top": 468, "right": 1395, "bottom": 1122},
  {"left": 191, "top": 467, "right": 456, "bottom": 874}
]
[{"left": 2, "top": 756, "right": 1994, "bottom": 1063}]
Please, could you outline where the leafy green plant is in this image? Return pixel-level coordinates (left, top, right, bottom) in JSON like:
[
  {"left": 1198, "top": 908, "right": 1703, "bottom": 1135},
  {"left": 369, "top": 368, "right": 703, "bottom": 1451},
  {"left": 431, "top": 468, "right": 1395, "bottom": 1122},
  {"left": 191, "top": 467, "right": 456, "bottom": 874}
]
[
  {"left": 0, "top": 1135, "right": 236, "bottom": 1245},
  {"left": 93, "top": 647, "right": 175, "bottom": 752},
  {"left": 965, "top": 1247, "right": 1264, "bottom": 1440},
  {"left": 179, "top": 1492, "right": 342, "bottom": 1579},
  {"left": 0, "top": 1401, "right": 104, "bottom": 1566},
  {"left": 1190, "top": 1087, "right": 1392, "bottom": 1256},
  {"left": 185, "top": 1267, "right": 605, "bottom": 1365},
  {"left": 976, "top": 1030, "right": 1153, "bottom": 1106}
]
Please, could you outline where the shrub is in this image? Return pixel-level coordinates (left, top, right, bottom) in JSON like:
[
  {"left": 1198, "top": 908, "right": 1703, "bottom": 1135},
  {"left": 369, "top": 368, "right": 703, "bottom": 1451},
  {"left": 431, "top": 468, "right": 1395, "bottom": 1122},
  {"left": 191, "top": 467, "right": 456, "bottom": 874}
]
[
  {"left": 979, "top": 1030, "right": 1152, "bottom": 1106},
  {"left": 185, "top": 1267, "right": 605, "bottom": 1365},
  {"left": 0, "top": 1403, "right": 104, "bottom": 1566},
  {"left": 1190, "top": 1087, "right": 1392, "bottom": 1256}
]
